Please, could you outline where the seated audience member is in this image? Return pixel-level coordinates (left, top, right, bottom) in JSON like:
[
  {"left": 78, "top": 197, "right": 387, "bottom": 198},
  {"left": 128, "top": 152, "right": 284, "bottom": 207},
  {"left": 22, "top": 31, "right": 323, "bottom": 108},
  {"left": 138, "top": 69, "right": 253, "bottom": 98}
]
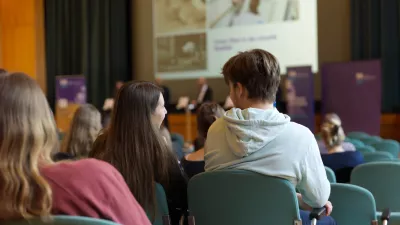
[
  {"left": 0, "top": 73, "right": 150, "bottom": 224},
  {"left": 54, "top": 104, "right": 102, "bottom": 161},
  {"left": 320, "top": 114, "right": 364, "bottom": 183},
  {"left": 182, "top": 103, "right": 224, "bottom": 179},
  {"left": 204, "top": 49, "right": 335, "bottom": 225},
  {"left": 318, "top": 113, "right": 356, "bottom": 154},
  {"left": 93, "top": 81, "right": 188, "bottom": 224}
]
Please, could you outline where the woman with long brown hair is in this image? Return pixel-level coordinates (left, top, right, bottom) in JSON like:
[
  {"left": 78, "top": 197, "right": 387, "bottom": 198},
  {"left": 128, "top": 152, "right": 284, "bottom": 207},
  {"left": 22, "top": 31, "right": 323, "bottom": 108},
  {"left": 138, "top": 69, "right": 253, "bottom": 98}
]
[
  {"left": 56, "top": 104, "right": 102, "bottom": 160},
  {"left": 0, "top": 73, "right": 150, "bottom": 224},
  {"left": 93, "top": 81, "right": 187, "bottom": 224}
]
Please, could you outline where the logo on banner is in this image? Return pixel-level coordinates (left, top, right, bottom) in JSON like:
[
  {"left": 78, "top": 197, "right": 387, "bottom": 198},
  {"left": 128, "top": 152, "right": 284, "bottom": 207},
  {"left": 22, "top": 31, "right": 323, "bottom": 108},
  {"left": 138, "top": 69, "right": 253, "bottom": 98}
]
[
  {"left": 355, "top": 72, "right": 376, "bottom": 85},
  {"left": 288, "top": 70, "right": 310, "bottom": 80},
  {"left": 59, "top": 79, "right": 69, "bottom": 88}
]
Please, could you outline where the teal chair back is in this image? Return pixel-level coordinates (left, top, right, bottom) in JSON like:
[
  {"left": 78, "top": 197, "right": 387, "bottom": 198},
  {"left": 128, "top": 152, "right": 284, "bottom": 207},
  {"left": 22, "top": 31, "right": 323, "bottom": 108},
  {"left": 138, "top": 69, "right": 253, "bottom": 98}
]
[
  {"left": 325, "top": 167, "right": 336, "bottom": 183},
  {"left": 351, "top": 162, "right": 400, "bottom": 211},
  {"left": 188, "top": 170, "right": 301, "bottom": 225},
  {"left": 363, "top": 152, "right": 394, "bottom": 163},
  {"left": 347, "top": 132, "right": 370, "bottom": 140},
  {"left": 372, "top": 140, "right": 399, "bottom": 158},
  {"left": 6, "top": 216, "right": 120, "bottom": 225},
  {"left": 361, "top": 136, "right": 382, "bottom": 146},
  {"left": 148, "top": 183, "right": 170, "bottom": 225},
  {"left": 329, "top": 183, "right": 377, "bottom": 225},
  {"left": 347, "top": 139, "right": 365, "bottom": 149},
  {"left": 357, "top": 145, "right": 376, "bottom": 154}
]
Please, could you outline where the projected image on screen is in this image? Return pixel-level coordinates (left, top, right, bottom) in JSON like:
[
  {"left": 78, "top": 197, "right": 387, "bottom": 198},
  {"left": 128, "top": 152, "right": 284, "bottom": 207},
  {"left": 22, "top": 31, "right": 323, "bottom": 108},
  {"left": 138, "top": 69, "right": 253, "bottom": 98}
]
[
  {"left": 156, "top": 33, "right": 207, "bottom": 73},
  {"left": 154, "top": 0, "right": 206, "bottom": 34},
  {"left": 153, "top": 0, "right": 317, "bottom": 79},
  {"left": 207, "top": 0, "right": 299, "bottom": 29}
]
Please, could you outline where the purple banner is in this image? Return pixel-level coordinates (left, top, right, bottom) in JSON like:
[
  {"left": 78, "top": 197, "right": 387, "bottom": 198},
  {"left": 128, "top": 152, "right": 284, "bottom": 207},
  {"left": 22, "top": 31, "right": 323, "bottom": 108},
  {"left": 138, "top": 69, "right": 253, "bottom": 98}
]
[
  {"left": 56, "top": 76, "right": 87, "bottom": 104},
  {"left": 55, "top": 76, "right": 86, "bottom": 132},
  {"left": 322, "top": 60, "right": 381, "bottom": 135},
  {"left": 285, "top": 66, "right": 315, "bottom": 132}
]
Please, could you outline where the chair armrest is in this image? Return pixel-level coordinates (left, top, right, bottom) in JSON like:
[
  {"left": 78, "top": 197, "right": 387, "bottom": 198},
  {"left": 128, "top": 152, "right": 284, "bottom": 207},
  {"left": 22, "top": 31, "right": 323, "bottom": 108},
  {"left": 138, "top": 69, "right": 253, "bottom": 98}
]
[
  {"left": 309, "top": 207, "right": 326, "bottom": 220},
  {"left": 381, "top": 208, "right": 391, "bottom": 222}
]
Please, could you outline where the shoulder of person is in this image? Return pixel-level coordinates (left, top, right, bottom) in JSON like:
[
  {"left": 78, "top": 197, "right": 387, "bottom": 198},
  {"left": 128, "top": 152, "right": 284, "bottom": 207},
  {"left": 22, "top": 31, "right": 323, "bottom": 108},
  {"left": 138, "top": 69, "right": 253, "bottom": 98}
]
[
  {"left": 207, "top": 117, "right": 225, "bottom": 133},
  {"left": 48, "top": 158, "right": 121, "bottom": 181},
  {"left": 287, "top": 122, "right": 314, "bottom": 138}
]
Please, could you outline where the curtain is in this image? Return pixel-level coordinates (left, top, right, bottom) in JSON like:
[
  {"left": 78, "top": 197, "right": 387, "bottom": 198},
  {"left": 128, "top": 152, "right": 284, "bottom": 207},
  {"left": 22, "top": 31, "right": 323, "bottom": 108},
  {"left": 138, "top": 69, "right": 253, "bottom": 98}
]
[
  {"left": 351, "top": 0, "right": 400, "bottom": 112},
  {"left": 44, "top": 0, "right": 131, "bottom": 110}
]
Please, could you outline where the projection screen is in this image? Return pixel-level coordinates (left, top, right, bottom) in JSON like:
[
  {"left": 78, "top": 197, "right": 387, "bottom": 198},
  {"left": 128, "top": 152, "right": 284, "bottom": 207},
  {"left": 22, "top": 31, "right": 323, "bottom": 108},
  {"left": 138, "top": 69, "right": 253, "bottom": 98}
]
[{"left": 153, "top": 0, "right": 318, "bottom": 79}]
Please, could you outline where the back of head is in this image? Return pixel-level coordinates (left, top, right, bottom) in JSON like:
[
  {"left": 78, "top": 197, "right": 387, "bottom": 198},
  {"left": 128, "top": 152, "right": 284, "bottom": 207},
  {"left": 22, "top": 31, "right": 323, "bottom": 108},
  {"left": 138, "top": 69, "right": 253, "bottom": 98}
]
[
  {"left": 321, "top": 113, "right": 345, "bottom": 149},
  {"left": 0, "top": 73, "right": 58, "bottom": 219},
  {"left": 101, "top": 81, "right": 177, "bottom": 216},
  {"left": 222, "top": 49, "right": 281, "bottom": 102},
  {"left": 197, "top": 103, "right": 225, "bottom": 139},
  {"left": 61, "top": 104, "right": 102, "bottom": 158}
]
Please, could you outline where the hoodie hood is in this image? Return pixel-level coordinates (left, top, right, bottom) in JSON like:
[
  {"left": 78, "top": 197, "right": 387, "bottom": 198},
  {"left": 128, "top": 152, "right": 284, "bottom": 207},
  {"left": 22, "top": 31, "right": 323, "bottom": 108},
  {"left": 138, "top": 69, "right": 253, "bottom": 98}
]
[{"left": 224, "top": 107, "right": 290, "bottom": 157}]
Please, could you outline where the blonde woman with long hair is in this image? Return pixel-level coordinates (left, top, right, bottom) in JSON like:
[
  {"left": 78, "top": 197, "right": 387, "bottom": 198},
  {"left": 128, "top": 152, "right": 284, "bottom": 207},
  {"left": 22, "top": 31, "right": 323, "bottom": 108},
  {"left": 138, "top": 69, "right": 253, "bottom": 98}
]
[
  {"left": 56, "top": 104, "right": 102, "bottom": 160},
  {"left": 320, "top": 113, "right": 364, "bottom": 183},
  {"left": 0, "top": 73, "right": 150, "bottom": 224}
]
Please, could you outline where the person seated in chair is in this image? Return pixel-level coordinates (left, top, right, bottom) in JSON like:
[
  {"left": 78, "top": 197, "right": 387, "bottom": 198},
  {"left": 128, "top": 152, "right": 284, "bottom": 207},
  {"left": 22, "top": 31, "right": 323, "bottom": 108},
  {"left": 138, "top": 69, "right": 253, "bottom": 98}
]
[
  {"left": 318, "top": 113, "right": 356, "bottom": 154},
  {"left": 182, "top": 102, "right": 224, "bottom": 179},
  {"left": 320, "top": 114, "right": 364, "bottom": 183},
  {"left": 54, "top": 104, "right": 102, "bottom": 161},
  {"left": 0, "top": 73, "right": 150, "bottom": 224},
  {"left": 204, "top": 49, "right": 336, "bottom": 225}
]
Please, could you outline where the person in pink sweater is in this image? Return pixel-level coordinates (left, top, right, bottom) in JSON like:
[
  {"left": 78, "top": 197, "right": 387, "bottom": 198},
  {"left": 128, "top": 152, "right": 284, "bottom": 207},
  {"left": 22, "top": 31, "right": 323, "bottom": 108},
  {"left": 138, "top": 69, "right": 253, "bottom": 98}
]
[{"left": 0, "top": 73, "right": 150, "bottom": 225}]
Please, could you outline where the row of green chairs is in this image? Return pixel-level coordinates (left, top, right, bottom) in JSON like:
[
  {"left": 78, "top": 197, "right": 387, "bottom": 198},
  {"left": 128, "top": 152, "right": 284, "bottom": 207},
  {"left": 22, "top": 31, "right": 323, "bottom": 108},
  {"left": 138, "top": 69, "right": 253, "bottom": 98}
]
[
  {"left": 346, "top": 132, "right": 400, "bottom": 159},
  {"left": 9, "top": 166, "right": 400, "bottom": 225},
  {"left": 351, "top": 162, "right": 400, "bottom": 225},
  {"left": 347, "top": 132, "right": 370, "bottom": 140},
  {"left": 352, "top": 162, "right": 400, "bottom": 212},
  {"left": 188, "top": 170, "right": 326, "bottom": 225},
  {"left": 329, "top": 183, "right": 388, "bottom": 225},
  {"left": 327, "top": 161, "right": 400, "bottom": 224},
  {"left": 187, "top": 170, "right": 391, "bottom": 225}
]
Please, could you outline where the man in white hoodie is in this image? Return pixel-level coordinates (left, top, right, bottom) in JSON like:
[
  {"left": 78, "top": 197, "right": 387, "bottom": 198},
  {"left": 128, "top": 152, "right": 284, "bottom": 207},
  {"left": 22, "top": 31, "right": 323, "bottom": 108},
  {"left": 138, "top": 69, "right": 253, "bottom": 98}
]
[{"left": 204, "top": 49, "right": 335, "bottom": 225}]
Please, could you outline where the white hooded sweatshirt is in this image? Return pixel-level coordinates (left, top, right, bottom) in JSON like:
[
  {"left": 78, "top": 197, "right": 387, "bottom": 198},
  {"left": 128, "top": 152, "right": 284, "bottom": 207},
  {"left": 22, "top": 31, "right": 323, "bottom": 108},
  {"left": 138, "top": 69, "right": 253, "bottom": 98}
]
[{"left": 204, "top": 107, "right": 330, "bottom": 208}]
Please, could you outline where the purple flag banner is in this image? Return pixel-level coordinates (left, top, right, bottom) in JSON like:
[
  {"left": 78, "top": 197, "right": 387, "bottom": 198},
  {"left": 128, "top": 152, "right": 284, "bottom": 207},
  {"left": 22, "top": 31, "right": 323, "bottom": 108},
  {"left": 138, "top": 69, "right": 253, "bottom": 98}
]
[
  {"left": 285, "top": 66, "right": 315, "bottom": 132},
  {"left": 322, "top": 60, "right": 381, "bottom": 135},
  {"left": 55, "top": 76, "right": 87, "bottom": 132}
]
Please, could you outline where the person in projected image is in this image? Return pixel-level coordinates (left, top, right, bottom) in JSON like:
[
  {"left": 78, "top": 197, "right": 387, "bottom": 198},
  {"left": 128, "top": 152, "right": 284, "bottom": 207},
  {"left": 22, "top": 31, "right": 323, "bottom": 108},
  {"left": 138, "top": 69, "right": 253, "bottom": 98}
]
[{"left": 229, "top": 0, "right": 265, "bottom": 26}]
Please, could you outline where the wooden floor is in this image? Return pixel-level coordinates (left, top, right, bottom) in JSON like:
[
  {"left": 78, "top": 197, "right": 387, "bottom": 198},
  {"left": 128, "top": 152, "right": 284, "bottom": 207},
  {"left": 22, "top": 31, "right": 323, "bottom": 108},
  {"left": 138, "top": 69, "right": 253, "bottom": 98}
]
[{"left": 169, "top": 113, "right": 400, "bottom": 142}]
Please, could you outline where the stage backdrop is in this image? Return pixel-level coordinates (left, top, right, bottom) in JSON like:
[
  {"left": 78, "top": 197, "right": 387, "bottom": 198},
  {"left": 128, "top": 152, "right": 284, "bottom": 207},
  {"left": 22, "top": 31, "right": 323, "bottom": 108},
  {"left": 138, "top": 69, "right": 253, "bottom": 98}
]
[
  {"left": 285, "top": 66, "right": 314, "bottom": 132},
  {"left": 153, "top": 0, "right": 318, "bottom": 79},
  {"left": 321, "top": 60, "right": 381, "bottom": 135},
  {"left": 55, "top": 76, "right": 87, "bottom": 133}
]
